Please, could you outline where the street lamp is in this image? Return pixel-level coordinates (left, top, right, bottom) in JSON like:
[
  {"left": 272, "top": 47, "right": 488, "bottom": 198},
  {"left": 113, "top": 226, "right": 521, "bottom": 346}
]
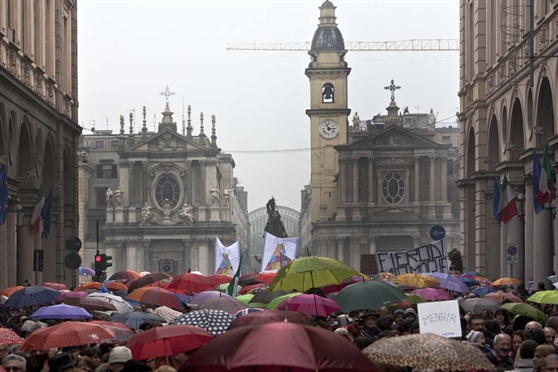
[{"left": 16, "top": 204, "right": 24, "bottom": 228}]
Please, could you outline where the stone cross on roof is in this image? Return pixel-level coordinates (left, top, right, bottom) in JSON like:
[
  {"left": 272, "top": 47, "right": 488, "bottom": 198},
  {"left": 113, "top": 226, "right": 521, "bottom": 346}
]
[
  {"left": 384, "top": 79, "right": 401, "bottom": 102},
  {"left": 159, "top": 86, "right": 175, "bottom": 105}
]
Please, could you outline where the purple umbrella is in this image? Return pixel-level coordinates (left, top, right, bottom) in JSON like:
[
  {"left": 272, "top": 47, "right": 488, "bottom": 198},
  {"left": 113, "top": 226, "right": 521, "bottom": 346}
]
[
  {"left": 57, "top": 291, "right": 88, "bottom": 302},
  {"left": 79, "top": 267, "right": 95, "bottom": 276},
  {"left": 276, "top": 294, "right": 341, "bottom": 317},
  {"left": 190, "top": 291, "right": 232, "bottom": 305},
  {"left": 412, "top": 288, "right": 451, "bottom": 301},
  {"left": 31, "top": 304, "right": 92, "bottom": 320},
  {"left": 427, "top": 272, "right": 469, "bottom": 293}
]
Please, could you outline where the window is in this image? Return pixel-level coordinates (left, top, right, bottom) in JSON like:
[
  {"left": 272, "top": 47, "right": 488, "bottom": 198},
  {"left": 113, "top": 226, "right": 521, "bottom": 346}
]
[
  {"left": 442, "top": 136, "right": 451, "bottom": 143},
  {"left": 96, "top": 164, "right": 117, "bottom": 179},
  {"left": 382, "top": 172, "right": 405, "bottom": 204},
  {"left": 322, "top": 83, "right": 334, "bottom": 103},
  {"left": 96, "top": 188, "right": 107, "bottom": 207},
  {"left": 111, "top": 140, "right": 120, "bottom": 150},
  {"left": 95, "top": 140, "right": 104, "bottom": 149},
  {"left": 155, "top": 174, "right": 180, "bottom": 209}
]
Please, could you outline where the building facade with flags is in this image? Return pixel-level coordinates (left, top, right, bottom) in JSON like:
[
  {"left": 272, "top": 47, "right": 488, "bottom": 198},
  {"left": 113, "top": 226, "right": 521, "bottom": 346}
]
[
  {"left": 0, "top": 1, "right": 81, "bottom": 288},
  {"left": 77, "top": 101, "right": 250, "bottom": 276},
  {"left": 459, "top": 0, "right": 558, "bottom": 284}
]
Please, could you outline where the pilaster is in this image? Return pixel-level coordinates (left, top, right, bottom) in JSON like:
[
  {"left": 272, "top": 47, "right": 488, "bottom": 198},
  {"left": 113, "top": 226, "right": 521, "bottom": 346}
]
[
  {"left": 6, "top": 209, "right": 16, "bottom": 286},
  {"left": 352, "top": 157, "right": 361, "bottom": 221},
  {"left": 368, "top": 235, "right": 377, "bottom": 254},
  {"left": 427, "top": 156, "right": 436, "bottom": 218},
  {"left": 119, "top": 161, "right": 130, "bottom": 207}
]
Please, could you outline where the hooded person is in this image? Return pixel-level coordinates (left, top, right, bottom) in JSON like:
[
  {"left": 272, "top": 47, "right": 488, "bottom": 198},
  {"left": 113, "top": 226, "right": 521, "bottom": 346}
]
[
  {"left": 404, "top": 308, "right": 417, "bottom": 321},
  {"left": 108, "top": 346, "right": 132, "bottom": 372},
  {"left": 393, "top": 309, "right": 405, "bottom": 325},
  {"left": 48, "top": 353, "right": 76, "bottom": 372}
]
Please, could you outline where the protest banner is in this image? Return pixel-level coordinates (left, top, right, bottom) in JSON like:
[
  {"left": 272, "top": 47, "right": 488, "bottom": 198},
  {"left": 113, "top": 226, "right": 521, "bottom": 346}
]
[
  {"left": 375, "top": 240, "right": 448, "bottom": 275},
  {"left": 214, "top": 237, "right": 240, "bottom": 276},
  {"left": 417, "top": 299, "right": 462, "bottom": 338},
  {"left": 261, "top": 232, "right": 298, "bottom": 272}
]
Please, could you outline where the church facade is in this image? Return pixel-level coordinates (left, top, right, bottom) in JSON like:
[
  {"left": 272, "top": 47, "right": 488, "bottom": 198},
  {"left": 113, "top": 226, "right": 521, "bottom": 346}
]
[
  {"left": 78, "top": 99, "right": 250, "bottom": 276},
  {"left": 299, "top": 1, "right": 460, "bottom": 272}
]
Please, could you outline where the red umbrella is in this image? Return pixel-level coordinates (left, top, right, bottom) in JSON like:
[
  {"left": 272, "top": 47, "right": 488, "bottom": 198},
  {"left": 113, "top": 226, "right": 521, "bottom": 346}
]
[
  {"left": 254, "top": 273, "right": 276, "bottom": 284},
  {"left": 90, "top": 321, "right": 133, "bottom": 342},
  {"left": 239, "top": 283, "right": 266, "bottom": 295},
  {"left": 166, "top": 274, "right": 214, "bottom": 295},
  {"left": 206, "top": 275, "right": 232, "bottom": 286},
  {"left": 127, "top": 325, "right": 213, "bottom": 360},
  {"left": 126, "top": 287, "right": 185, "bottom": 310},
  {"left": 21, "top": 322, "right": 114, "bottom": 350},
  {"left": 238, "top": 272, "right": 258, "bottom": 286},
  {"left": 42, "top": 282, "right": 68, "bottom": 291},
  {"left": 105, "top": 282, "right": 128, "bottom": 292},
  {"left": 0, "top": 286, "right": 24, "bottom": 297},
  {"left": 0, "top": 329, "right": 23, "bottom": 345},
  {"left": 229, "top": 310, "right": 309, "bottom": 328},
  {"left": 276, "top": 294, "right": 341, "bottom": 317},
  {"left": 180, "top": 322, "right": 377, "bottom": 372}
]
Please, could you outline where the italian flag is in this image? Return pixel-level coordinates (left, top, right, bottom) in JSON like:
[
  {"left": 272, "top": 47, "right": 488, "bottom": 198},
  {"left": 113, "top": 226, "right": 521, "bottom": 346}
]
[
  {"left": 31, "top": 186, "right": 45, "bottom": 235},
  {"left": 498, "top": 176, "right": 518, "bottom": 224},
  {"left": 538, "top": 147, "right": 555, "bottom": 205}
]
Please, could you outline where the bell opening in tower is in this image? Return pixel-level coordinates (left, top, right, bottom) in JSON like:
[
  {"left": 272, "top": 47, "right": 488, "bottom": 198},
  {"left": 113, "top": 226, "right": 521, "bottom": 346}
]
[{"left": 322, "top": 83, "right": 335, "bottom": 103}]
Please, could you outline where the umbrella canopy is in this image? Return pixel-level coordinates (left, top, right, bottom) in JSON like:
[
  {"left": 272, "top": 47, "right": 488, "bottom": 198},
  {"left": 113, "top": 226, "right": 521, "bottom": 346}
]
[
  {"left": 126, "top": 287, "right": 184, "bottom": 310},
  {"left": 79, "top": 267, "right": 95, "bottom": 276},
  {"left": 139, "top": 271, "right": 151, "bottom": 277},
  {"left": 80, "top": 297, "right": 118, "bottom": 312},
  {"left": 189, "top": 291, "right": 232, "bottom": 305},
  {"left": 57, "top": 291, "right": 88, "bottom": 302},
  {"left": 238, "top": 272, "right": 258, "bottom": 286},
  {"left": 254, "top": 272, "right": 276, "bottom": 284},
  {"left": 501, "top": 303, "right": 548, "bottom": 321},
  {"left": 21, "top": 322, "right": 114, "bottom": 350},
  {"left": 412, "top": 288, "right": 451, "bottom": 301},
  {"left": 484, "top": 291, "right": 524, "bottom": 303},
  {"left": 232, "top": 308, "right": 265, "bottom": 319},
  {"left": 492, "top": 277, "right": 521, "bottom": 286},
  {"left": 87, "top": 292, "right": 134, "bottom": 312},
  {"left": 104, "top": 282, "right": 128, "bottom": 292},
  {"left": 109, "top": 270, "right": 140, "bottom": 281},
  {"left": 270, "top": 256, "right": 360, "bottom": 293},
  {"left": 4, "top": 285, "right": 59, "bottom": 309},
  {"left": 41, "top": 282, "right": 68, "bottom": 291},
  {"left": 459, "top": 277, "right": 480, "bottom": 286},
  {"left": 31, "top": 304, "right": 92, "bottom": 320},
  {"left": 170, "top": 309, "right": 234, "bottom": 336},
  {"left": 321, "top": 276, "right": 367, "bottom": 294},
  {"left": 127, "top": 325, "right": 213, "bottom": 360},
  {"left": 75, "top": 282, "right": 102, "bottom": 291},
  {"left": 198, "top": 297, "right": 248, "bottom": 314},
  {"left": 276, "top": 294, "right": 340, "bottom": 317},
  {"left": 249, "top": 287, "right": 290, "bottom": 304},
  {"left": 393, "top": 274, "right": 440, "bottom": 289},
  {"left": 549, "top": 275, "right": 557, "bottom": 284},
  {"left": 239, "top": 283, "right": 266, "bottom": 295},
  {"left": 180, "top": 322, "right": 377, "bottom": 372},
  {"left": 153, "top": 306, "right": 183, "bottom": 323},
  {"left": 527, "top": 290, "right": 558, "bottom": 305},
  {"left": 461, "top": 271, "right": 486, "bottom": 278},
  {"left": 206, "top": 275, "right": 232, "bottom": 286},
  {"left": 0, "top": 286, "right": 24, "bottom": 297},
  {"left": 90, "top": 320, "right": 133, "bottom": 342},
  {"left": 235, "top": 294, "right": 254, "bottom": 305},
  {"left": 166, "top": 273, "right": 214, "bottom": 295},
  {"left": 363, "top": 333, "right": 493, "bottom": 371},
  {"left": 426, "top": 273, "right": 469, "bottom": 293},
  {"left": 0, "top": 328, "right": 23, "bottom": 345},
  {"left": 400, "top": 294, "right": 426, "bottom": 306},
  {"left": 108, "top": 312, "right": 166, "bottom": 330},
  {"left": 334, "top": 281, "right": 407, "bottom": 312},
  {"left": 230, "top": 310, "right": 309, "bottom": 328},
  {"left": 473, "top": 287, "right": 497, "bottom": 296},
  {"left": 372, "top": 272, "right": 396, "bottom": 282},
  {"left": 128, "top": 273, "right": 172, "bottom": 290},
  {"left": 460, "top": 298, "right": 502, "bottom": 313},
  {"left": 267, "top": 293, "right": 302, "bottom": 309}
]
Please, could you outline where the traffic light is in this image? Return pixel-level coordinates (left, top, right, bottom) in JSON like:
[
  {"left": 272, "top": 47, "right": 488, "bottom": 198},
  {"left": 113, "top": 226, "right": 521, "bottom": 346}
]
[
  {"left": 94, "top": 253, "right": 102, "bottom": 275},
  {"left": 101, "top": 254, "right": 113, "bottom": 271},
  {"left": 93, "top": 253, "right": 112, "bottom": 282}
]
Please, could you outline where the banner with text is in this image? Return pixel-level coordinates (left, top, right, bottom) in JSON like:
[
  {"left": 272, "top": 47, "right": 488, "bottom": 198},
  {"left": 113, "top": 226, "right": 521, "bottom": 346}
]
[
  {"left": 418, "top": 299, "right": 462, "bottom": 338},
  {"left": 375, "top": 240, "right": 448, "bottom": 275},
  {"left": 214, "top": 237, "right": 240, "bottom": 276},
  {"left": 261, "top": 232, "right": 298, "bottom": 272}
]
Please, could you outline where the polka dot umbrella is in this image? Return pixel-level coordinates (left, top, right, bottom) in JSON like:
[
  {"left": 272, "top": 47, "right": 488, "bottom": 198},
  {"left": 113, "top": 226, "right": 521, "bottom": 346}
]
[
  {"left": 0, "top": 328, "right": 23, "bottom": 345},
  {"left": 169, "top": 309, "right": 234, "bottom": 336}
]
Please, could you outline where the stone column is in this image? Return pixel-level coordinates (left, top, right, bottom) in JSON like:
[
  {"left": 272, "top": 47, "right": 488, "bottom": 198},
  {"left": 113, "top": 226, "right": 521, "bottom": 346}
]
[
  {"left": 22, "top": 0, "right": 34, "bottom": 59},
  {"left": 182, "top": 240, "right": 191, "bottom": 273},
  {"left": 440, "top": 157, "right": 448, "bottom": 202},
  {"left": 17, "top": 215, "right": 34, "bottom": 286},
  {"left": 142, "top": 161, "right": 149, "bottom": 203},
  {"left": 507, "top": 215, "right": 524, "bottom": 282},
  {"left": 427, "top": 156, "right": 436, "bottom": 218},
  {"left": 336, "top": 159, "right": 347, "bottom": 221},
  {"left": 0, "top": 0, "right": 7, "bottom": 35},
  {"left": 105, "top": 241, "right": 116, "bottom": 278},
  {"left": 337, "top": 238, "right": 344, "bottom": 263},
  {"left": 500, "top": 221, "right": 508, "bottom": 278},
  {"left": 119, "top": 161, "right": 129, "bottom": 207},
  {"left": 367, "top": 157, "right": 374, "bottom": 206},
  {"left": 190, "top": 239, "right": 200, "bottom": 272},
  {"left": 0, "top": 209, "right": 7, "bottom": 289},
  {"left": 414, "top": 156, "right": 420, "bottom": 203},
  {"left": 6, "top": 209, "right": 16, "bottom": 286},
  {"left": 524, "top": 183, "right": 534, "bottom": 282},
  {"left": 35, "top": 0, "right": 46, "bottom": 70},
  {"left": 34, "top": 233, "right": 42, "bottom": 285},
  {"left": 533, "top": 210, "right": 553, "bottom": 287},
  {"left": 138, "top": 240, "right": 150, "bottom": 273},
  {"left": 10, "top": 0, "right": 22, "bottom": 47},
  {"left": 352, "top": 157, "right": 361, "bottom": 221},
  {"left": 126, "top": 240, "right": 137, "bottom": 272},
  {"left": 369, "top": 235, "right": 377, "bottom": 254}
]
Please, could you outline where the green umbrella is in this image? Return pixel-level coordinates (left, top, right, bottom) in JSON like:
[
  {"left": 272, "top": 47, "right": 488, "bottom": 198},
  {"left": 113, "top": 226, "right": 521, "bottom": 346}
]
[
  {"left": 527, "top": 290, "right": 558, "bottom": 305},
  {"left": 236, "top": 294, "right": 254, "bottom": 305},
  {"left": 334, "top": 281, "right": 407, "bottom": 312},
  {"left": 500, "top": 303, "right": 548, "bottom": 321},
  {"left": 269, "top": 256, "right": 360, "bottom": 293},
  {"left": 405, "top": 294, "right": 426, "bottom": 305},
  {"left": 267, "top": 293, "right": 301, "bottom": 309}
]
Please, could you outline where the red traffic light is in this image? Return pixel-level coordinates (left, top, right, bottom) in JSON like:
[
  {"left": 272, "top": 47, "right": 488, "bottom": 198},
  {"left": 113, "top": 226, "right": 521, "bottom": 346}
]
[{"left": 95, "top": 254, "right": 102, "bottom": 262}]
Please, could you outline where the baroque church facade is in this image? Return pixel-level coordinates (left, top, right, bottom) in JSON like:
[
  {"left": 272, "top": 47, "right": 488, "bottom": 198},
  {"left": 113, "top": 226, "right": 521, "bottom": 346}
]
[
  {"left": 78, "top": 98, "right": 250, "bottom": 276},
  {"left": 299, "top": 1, "right": 460, "bottom": 273}
]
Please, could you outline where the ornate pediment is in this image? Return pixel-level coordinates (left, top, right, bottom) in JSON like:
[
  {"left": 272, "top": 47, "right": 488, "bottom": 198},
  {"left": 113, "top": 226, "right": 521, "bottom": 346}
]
[
  {"left": 376, "top": 157, "right": 412, "bottom": 167},
  {"left": 126, "top": 129, "right": 206, "bottom": 152},
  {"left": 344, "top": 125, "right": 444, "bottom": 150}
]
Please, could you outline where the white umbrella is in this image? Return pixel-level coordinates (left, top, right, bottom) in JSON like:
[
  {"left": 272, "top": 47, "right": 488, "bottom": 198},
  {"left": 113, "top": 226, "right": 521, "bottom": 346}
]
[{"left": 87, "top": 292, "right": 134, "bottom": 313}]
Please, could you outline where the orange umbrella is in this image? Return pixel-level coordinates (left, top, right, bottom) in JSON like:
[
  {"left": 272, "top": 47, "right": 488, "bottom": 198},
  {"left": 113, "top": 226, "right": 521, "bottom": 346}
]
[
  {"left": 75, "top": 282, "right": 102, "bottom": 291},
  {"left": 0, "top": 286, "right": 24, "bottom": 297},
  {"left": 492, "top": 277, "right": 521, "bottom": 286},
  {"left": 255, "top": 273, "right": 277, "bottom": 284},
  {"left": 105, "top": 282, "right": 128, "bottom": 292},
  {"left": 484, "top": 291, "right": 523, "bottom": 303},
  {"left": 109, "top": 270, "right": 140, "bottom": 281}
]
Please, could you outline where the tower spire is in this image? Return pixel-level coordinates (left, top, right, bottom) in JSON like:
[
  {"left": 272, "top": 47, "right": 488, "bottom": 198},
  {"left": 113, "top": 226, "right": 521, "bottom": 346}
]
[
  {"left": 211, "top": 114, "right": 217, "bottom": 147},
  {"left": 186, "top": 105, "right": 193, "bottom": 138},
  {"left": 141, "top": 106, "right": 148, "bottom": 141},
  {"left": 199, "top": 112, "right": 205, "bottom": 140}
]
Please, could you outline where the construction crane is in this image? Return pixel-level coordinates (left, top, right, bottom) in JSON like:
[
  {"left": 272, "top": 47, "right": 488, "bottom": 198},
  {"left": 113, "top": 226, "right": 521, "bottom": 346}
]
[{"left": 226, "top": 39, "right": 459, "bottom": 52}]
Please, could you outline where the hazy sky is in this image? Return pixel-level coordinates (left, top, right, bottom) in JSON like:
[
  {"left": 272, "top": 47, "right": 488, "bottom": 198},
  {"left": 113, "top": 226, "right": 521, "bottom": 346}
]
[{"left": 78, "top": 0, "right": 459, "bottom": 212}]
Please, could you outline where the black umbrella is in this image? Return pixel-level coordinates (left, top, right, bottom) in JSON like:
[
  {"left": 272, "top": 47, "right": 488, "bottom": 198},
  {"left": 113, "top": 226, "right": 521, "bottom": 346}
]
[
  {"left": 108, "top": 312, "right": 165, "bottom": 330},
  {"left": 250, "top": 288, "right": 290, "bottom": 304},
  {"left": 128, "top": 273, "right": 171, "bottom": 290}
]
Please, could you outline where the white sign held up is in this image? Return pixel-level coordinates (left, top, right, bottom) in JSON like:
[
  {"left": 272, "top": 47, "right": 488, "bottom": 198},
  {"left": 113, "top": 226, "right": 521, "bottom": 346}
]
[{"left": 417, "top": 300, "right": 462, "bottom": 338}]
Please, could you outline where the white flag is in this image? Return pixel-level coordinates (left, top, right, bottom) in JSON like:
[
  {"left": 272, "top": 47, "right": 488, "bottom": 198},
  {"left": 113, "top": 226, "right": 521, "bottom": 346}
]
[
  {"left": 214, "top": 237, "right": 240, "bottom": 276},
  {"left": 261, "top": 232, "right": 298, "bottom": 272}
]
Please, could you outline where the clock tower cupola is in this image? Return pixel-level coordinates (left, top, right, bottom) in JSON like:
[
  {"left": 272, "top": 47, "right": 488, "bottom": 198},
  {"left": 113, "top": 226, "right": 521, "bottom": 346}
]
[{"left": 305, "top": 0, "right": 351, "bottom": 223}]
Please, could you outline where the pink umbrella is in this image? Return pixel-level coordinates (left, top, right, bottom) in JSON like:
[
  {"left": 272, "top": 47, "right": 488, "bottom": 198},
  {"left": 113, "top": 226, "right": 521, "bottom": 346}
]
[
  {"left": 189, "top": 291, "right": 232, "bottom": 305},
  {"left": 412, "top": 288, "right": 451, "bottom": 301},
  {"left": 276, "top": 294, "right": 341, "bottom": 317},
  {"left": 57, "top": 291, "right": 88, "bottom": 302}
]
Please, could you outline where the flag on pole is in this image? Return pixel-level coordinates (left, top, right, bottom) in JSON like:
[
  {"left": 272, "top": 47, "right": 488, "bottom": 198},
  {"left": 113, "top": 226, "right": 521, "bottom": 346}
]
[
  {"left": 227, "top": 256, "right": 242, "bottom": 298},
  {"left": 533, "top": 150, "right": 546, "bottom": 214},
  {"left": 31, "top": 185, "right": 45, "bottom": 235},
  {"left": 493, "top": 175, "right": 501, "bottom": 225},
  {"left": 498, "top": 176, "right": 518, "bottom": 224},
  {"left": 538, "top": 147, "right": 555, "bottom": 205},
  {"left": 41, "top": 187, "right": 53, "bottom": 239},
  {"left": 0, "top": 165, "right": 7, "bottom": 226}
]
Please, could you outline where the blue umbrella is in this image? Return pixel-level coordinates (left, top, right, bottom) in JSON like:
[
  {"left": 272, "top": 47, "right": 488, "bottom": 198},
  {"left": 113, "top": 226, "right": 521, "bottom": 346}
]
[
  {"left": 31, "top": 304, "right": 92, "bottom": 320},
  {"left": 108, "top": 312, "right": 165, "bottom": 330},
  {"left": 5, "top": 286, "right": 59, "bottom": 309},
  {"left": 79, "top": 267, "right": 95, "bottom": 276},
  {"left": 473, "top": 287, "right": 497, "bottom": 296},
  {"left": 459, "top": 277, "right": 480, "bottom": 286},
  {"left": 461, "top": 271, "right": 486, "bottom": 278},
  {"left": 427, "top": 272, "right": 470, "bottom": 293}
]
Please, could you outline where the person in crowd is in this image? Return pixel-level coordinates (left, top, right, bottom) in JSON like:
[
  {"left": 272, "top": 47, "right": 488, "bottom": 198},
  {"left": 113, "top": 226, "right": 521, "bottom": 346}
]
[
  {"left": 526, "top": 321, "right": 543, "bottom": 331},
  {"left": 76, "top": 356, "right": 95, "bottom": 372},
  {"left": 107, "top": 346, "right": 132, "bottom": 372},
  {"left": 404, "top": 308, "right": 417, "bottom": 322},
  {"left": 48, "top": 353, "right": 76, "bottom": 372},
  {"left": 62, "top": 346, "right": 80, "bottom": 361},
  {"left": 81, "top": 348, "right": 102, "bottom": 369},
  {"left": 393, "top": 309, "right": 405, "bottom": 325},
  {"left": 376, "top": 316, "right": 393, "bottom": 333},
  {"left": 511, "top": 330, "right": 525, "bottom": 360},
  {"left": 467, "top": 330, "right": 492, "bottom": 355},
  {"left": 358, "top": 311, "right": 379, "bottom": 338},
  {"left": 495, "top": 309, "right": 511, "bottom": 330},
  {"left": 0, "top": 346, "right": 9, "bottom": 364},
  {"left": 533, "top": 344, "right": 556, "bottom": 372},
  {"left": 26, "top": 353, "right": 49, "bottom": 372},
  {"left": 468, "top": 314, "right": 486, "bottom": 333},
  {"left": 512, "top": 340, "right": 537, "bottom": 372},
  {"left": 2, "top": 354, "right": 26, "bottom": 372},
  {"left": 525, "top": 328, "right": 548, "bottom": 345},
  {"left": 492, "top": 333, "right": 514, "bottom": 370},
  {"left": 543, "top": 354, "right": 558, "bottom": 372},
  {"left": 120, "top": 359, "right": 151, "bottom": 372},
  {"left": 544, "top": 327, "right": 556, "bottom": 344}
]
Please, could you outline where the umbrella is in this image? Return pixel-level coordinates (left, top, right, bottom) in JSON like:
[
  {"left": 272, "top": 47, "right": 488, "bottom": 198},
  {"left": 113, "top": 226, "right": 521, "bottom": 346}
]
[
  {"left": 460, "top": 298, "right": 501, "bottom": 313},
  {"left": 372, "top": 272, "right": 396, "bottom": 282},
  {"left": 501, "top": 303, "right": 548, "bottom": 321},
  {"left": 87, "top": 292, "right": 134, "bottom": 312},
  {"left": 108, "top": 312, "right": 166, "bottom": 330},
  {"left": 363, "top": 333, "right": 493, "bottom": 371},
  {"left": 206, "top": 275, "right": 232, "bottom": 286},
  {"left": 180, "top": 322, "right": 377, "bottom": 372},
  {"left": 4, "top": 285, "right": 59, "bottom": 309},
  {"left": 393, "top": 274, "right": 440, "bottom": 289},
  {"left": 484, "top": 291, "right": 524, "bottom": 303},
  {"left": 412, "top": 288, "right": 451, "bottom": 301},
  {"left": 0, "top": 328, "right": 23, "bottom": 345},
  {"left": 139, "top": 271, "right": 151, "bottom": 277},
  {"left": 401, "top": 294, "right": 426, "bottom": 305},
  {"left": 254, "top": 272, "right": 276, "bottom": 284},
  {"left": 249, "top": 287, "right": 290, "bottom": 304},
  {"left": 230, "top": 310, "right": 309, "bottom": 327},
  {"left": 31, "top": 304, "right": 92, "bottom": 320},
  {"left": 41, "top": 282, "right": 68, "bottom": 291},
  {"left": 170, "top": 309, "right": 234, "bottom": 336},
  {"left": 426, "top": 272, "right": 469, "bottom": 293},
  {"left": 0, "top": 286, "right": 24, "bottom": 297},
  {"left": 276, "top": 294, "right": 340, "bottom": 317},
  {"left": 459, "top": 277, "right": 480, "bottom": 286},
  {"left": 461, "top": 271, "right": 487, "bottom": 278},
  {"left": 166, "top": 273, "right": 214, "bottom": 295},
  {"left": 80, "top": 297, "right": 118, "bottom": 312},
  {"left": 238, "top": 272, "right": 258, "bottom": 286},
  {"left": 189, "top": 291, "right": 232, "bottom": 305},
  {"left": 104, "top": 282, "right": 128, "bottom": 292},
  {"left": 128, "top": 273, "right": 172, "bottom": 290},
  {"left": 473, "top": 287, "right": 497, "bottom": 296},
  {"left": 267, "top": 293, "right": 302, "bottom": 309},
  {"left": 322, "top": 276, "right": 368, "bottom": 294},
  {"left": 21, "top": 322, "right": 114, "bottom": 350},
  {"left": 492, "top": 277, "right": 521, "bottom": 286},
  {"left": 270, "top": 256, "right": 360, "bottom": 293},
  {"left": 126, "top": 287, "right": 184, "bottom": 310},
  {"left": 153, "top": 306, "right": 183, "bottom": 323},
  {"left": 198, "top": 297, "right": 248, "bottom": 314},
  {"left": 232, "top": 308, "right": 265, "bottom": 319},
  {"left": 548, "top": 275, "right": 556, "bottom": 284},
  {"left": 75, "top": 282, "right": 102, "bottom": 291},
  {"left": 90, "top": 320, "right": 133, "bottom": 342},
  {"left": 108, "top": 270, "right": 140, "bottom": 281},
  {"left": 239, "top": 283, "right": 266, "bottom": 295},
  {"left": 57, "top": 291, "right": 88, "bottom": 302},
  {"left": 235, "top": 294, "right": 254, "bottom": 305},
  {"left": 527, "top": 290, "right": 558, "bottom": 305},
  {"left": 127, "top": 325, "right": 213, "bottom": 360},
  {"left": 79, "top": 267, "right": 95, "bottom": 276},
  {"left": 334, "top": 281, "right": 407, "bottom": 312}
]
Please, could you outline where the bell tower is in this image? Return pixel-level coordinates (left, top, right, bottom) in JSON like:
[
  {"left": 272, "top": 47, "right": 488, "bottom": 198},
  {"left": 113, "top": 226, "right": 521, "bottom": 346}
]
[{"left": 305, "top": 0, "right": 351, "bottom": 223}]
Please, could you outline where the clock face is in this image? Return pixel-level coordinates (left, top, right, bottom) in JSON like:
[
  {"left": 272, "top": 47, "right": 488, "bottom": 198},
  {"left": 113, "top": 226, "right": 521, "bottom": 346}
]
[{"left": 319, "top": 120, "right": 339, "bottom": 139}]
